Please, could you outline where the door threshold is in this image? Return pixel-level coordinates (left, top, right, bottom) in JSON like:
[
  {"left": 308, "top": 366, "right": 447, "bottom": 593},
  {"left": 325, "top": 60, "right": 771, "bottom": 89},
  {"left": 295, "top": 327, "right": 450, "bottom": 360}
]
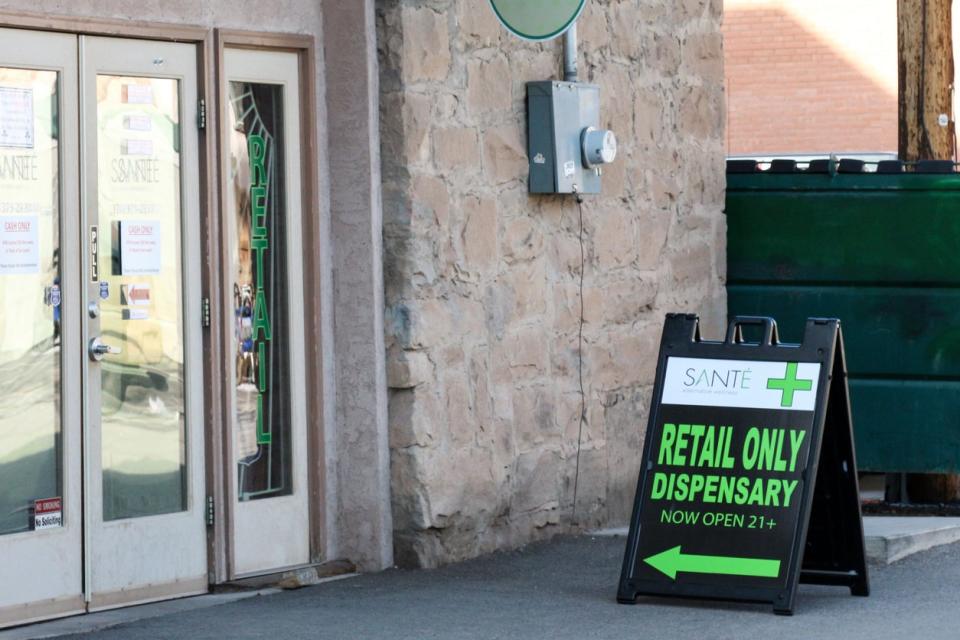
[
  {"left": 223, "top": 559, "right": 356, "bottom": 590},
  {"left": 0, "top": 590, "right": 275, "bottom": 640}
]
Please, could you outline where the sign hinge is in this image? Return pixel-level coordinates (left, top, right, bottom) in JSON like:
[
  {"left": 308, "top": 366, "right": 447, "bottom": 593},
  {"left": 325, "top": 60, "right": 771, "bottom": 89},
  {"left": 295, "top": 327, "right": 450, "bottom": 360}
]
[
  {"left": 206, "top": 495, "right": 215, "bottom": 527},
  {"left": 197, "top": 98, "right": 207, "bottom": 130},
  {"left": 202, "top": 297, "right": 211, "bottom": 328}
]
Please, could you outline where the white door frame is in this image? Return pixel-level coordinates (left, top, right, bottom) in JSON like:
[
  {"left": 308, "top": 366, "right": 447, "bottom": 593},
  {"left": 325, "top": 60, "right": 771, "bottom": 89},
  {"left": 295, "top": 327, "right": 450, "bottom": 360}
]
[
  {"left": 0, "top": 27, "right": 84, "bottom": 628},
  {"left": 220, "top": 46, "right": 310, "bottom": 578},
  {"left": 80, "top": 35, "right": 207, "bottom": 609}
]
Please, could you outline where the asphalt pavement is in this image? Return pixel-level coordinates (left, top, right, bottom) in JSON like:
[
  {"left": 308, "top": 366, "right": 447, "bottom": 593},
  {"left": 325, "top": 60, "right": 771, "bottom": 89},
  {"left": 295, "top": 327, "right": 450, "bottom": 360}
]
[{"left": 50, "top": 534, "right": 960, "bottom": 639}]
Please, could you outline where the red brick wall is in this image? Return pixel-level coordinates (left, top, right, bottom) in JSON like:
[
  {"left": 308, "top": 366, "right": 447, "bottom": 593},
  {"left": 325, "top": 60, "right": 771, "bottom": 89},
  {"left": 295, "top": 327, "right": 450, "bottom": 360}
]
[{"left": 724, "top": 1, "right": 898, "bottom": 155}]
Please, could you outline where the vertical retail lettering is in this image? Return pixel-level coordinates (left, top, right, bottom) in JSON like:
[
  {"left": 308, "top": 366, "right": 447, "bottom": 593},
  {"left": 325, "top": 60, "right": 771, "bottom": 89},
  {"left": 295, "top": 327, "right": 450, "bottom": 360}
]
[{"left": 249, "top": 134, "right": 273, "bottom": 445}]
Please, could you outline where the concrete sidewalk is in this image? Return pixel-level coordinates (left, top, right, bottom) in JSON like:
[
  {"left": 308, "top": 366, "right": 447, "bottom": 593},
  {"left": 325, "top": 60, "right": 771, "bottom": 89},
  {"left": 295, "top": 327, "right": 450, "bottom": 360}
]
[{"left": 23, "top": 534, "right": 960, "bottom": 640}]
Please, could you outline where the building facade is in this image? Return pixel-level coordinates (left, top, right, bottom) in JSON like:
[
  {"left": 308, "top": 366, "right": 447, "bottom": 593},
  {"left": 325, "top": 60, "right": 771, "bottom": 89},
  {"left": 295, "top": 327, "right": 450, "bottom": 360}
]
[
  {"left": 724, "top": 0, "right": 898, "bottom": 156},
  {"left": 0, "top": 0, "right": 726, "bottom": 627}
]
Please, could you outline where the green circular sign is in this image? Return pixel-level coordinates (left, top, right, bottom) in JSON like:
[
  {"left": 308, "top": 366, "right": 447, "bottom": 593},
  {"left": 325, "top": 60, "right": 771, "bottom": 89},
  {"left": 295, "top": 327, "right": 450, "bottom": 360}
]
[{"left": 489, "top": 0, "right": 586, "bottom": 42}]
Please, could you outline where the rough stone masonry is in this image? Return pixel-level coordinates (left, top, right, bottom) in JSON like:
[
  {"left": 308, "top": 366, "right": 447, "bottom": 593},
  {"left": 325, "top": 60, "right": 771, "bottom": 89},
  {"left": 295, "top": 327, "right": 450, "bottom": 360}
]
[{"left": 377, "top": 0, "right": 727, "bottom": 568}]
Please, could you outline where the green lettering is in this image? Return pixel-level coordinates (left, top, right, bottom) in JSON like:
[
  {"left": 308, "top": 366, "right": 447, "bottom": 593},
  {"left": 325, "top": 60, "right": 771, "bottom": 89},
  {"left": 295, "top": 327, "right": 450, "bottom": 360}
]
[
  {"left": 675, "top": 424, "right": 690, "bottom": 465},
  {"left": 742, "top": 427, "right": 760, "bottom": 470},
  {"left": 703, "top": 475, "right": 718, "bottom": 503},
  {"left": 258, "top": 341, "right": 267, "bottom": 392},
  {"left": 688, "top": 424, "right": 705, "bottom": 466},
  {"left": 256, "top": 393, "right": 271, "bottom": 445},
  {"left": 249, "top": 135, "right": 266, "bottom": 187},
  {"left": 651, "top": 473, "right": 668, "bottom": 500},
  {"left": 721, "top": 426, "right": 736, "bottom": 469},
  {"left": 764, "top": 479, "right": 781, "bottom": 507},
  {"left": 658, "top": 424, "right": 677, "bottom": 465},
  {"left": 253, "top": 289, "right": 272, "bottom": 341},
  {"left": 697, "top": 425, "right": 715, "bottom": 467},
  {"left": 675, "top": 474, "right": 689, "bottom": 501},
  {"left": 717, "top": 476, "right": 736, "bottom": 504},
  {"left": 252, "top": 237, "right": 268, "bottom": 289},
  {"left": 689, "top": 474, "right": 705, "bottom": 499},
  {"left": 251, "top": 185, "right": 268, "bottom": 238},
  {"left": 758, "top": 428, "right": 777, "bottom": 471},
  {"left": 735, "top": 477, "right": 751, "bottom": 504},
  {"left": 782, "top": 479, "right": 799, "bottom": 506},
  {"left": 789, "top": 430, "right": 806, "bottom": 472}
]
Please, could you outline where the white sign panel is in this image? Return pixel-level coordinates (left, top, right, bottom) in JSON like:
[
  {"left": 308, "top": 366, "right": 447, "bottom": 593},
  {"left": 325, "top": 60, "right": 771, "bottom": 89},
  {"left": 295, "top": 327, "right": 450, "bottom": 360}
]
[
  {"left": 120, "top": 219, "right": 162, "bottom": 275},
  {"left": 0, "top": 87, "right": 34, "bottom": 149},
  {"left": 33, "top": 497, "right": 62, "bottom": 530},
  {"left": 124, "top": 115, "right": 153, "bottom": 131},
  {"left": 0, "top": 215, "right": 40, "bottom": 274},
  {"left": 123, "top": 139, "right": 154, "bottom": 156},
  {"left": 123, "top": 84, "right": 154, "bottom": 105},
  {"left": 661, "top": 357, "right": 821, "bottom": 412}
]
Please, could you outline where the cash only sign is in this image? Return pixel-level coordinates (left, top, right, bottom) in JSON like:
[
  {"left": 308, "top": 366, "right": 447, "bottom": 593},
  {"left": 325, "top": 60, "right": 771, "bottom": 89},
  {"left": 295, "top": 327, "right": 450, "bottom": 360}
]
[{"left": 618, "top": 315, "right": 870, "bottom": 615}]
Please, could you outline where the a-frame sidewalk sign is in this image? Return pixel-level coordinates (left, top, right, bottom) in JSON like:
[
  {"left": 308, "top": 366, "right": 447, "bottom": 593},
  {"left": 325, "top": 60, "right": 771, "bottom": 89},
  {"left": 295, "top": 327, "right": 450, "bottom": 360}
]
[{"left": 617, "top": 314, "right": 869, "bottom": 615}]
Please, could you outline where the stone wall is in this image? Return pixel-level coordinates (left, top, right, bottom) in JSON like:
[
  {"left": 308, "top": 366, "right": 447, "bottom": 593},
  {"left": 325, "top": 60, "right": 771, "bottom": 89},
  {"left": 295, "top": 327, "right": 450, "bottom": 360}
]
[{"left": 377, "top": 0, "right": 727, "bottom": 568}]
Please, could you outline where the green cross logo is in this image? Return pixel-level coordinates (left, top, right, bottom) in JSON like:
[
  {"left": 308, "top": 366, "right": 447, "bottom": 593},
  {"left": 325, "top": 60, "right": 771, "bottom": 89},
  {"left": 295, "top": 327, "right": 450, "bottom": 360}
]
[{"left": 766, "top": 362, "right": 813, "bottom": 408}]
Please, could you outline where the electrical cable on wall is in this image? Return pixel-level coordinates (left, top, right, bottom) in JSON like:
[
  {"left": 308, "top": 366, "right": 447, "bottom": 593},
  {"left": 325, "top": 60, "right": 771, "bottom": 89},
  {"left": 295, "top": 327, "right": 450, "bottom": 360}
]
[{"left": 571, "top": 191, "right": 586, "bottom": 524}]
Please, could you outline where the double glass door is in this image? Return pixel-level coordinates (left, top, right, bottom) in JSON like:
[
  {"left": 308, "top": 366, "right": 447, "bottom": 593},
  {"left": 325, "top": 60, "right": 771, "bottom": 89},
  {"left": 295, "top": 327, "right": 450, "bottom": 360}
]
[{"left": 0, "top": 30, "right": 205, "bottom": 625}]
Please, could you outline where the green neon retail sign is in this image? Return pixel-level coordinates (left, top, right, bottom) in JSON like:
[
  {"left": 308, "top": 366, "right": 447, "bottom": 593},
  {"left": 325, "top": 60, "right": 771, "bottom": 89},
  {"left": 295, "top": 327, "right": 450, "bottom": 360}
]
[
  {"left": 489, "top": 0, "right": 586, "bottom": 41},
  {"left": 249, "top": 134, "right": 273, "bottom": 446}
]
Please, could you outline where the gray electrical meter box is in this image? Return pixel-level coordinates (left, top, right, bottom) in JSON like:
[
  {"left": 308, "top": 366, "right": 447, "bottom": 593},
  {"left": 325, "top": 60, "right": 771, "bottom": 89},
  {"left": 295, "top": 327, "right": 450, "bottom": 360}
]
[{"left": 527, "top": 81, "right": 616, "bottom": 195}]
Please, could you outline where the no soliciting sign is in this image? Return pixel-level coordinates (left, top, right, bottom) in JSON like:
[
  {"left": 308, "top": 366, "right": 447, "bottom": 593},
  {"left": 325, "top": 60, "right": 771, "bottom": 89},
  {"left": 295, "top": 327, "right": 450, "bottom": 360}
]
[{"left": 618, "top": 315, "right": 869, "bottom": 615}]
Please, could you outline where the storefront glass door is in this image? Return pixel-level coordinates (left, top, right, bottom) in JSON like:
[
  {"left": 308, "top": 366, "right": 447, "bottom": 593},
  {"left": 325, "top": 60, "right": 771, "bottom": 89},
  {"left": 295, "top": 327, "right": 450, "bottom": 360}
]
[
  {"left": 0, "top": 30, "right": 207, "bottom": 626},
  {"left": 81, "top": 35, "right": 207, "bottom": 609},
  {"left": 222, "top": 48, "right": 310, "bottom": 577},
  {"left": 0, "top": 28, "right": 84, "bottom": 627}
]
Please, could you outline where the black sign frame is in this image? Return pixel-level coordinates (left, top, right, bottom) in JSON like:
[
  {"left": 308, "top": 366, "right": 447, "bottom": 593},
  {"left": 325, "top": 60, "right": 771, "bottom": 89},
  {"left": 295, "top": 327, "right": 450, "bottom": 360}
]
[{"left": 617, "top": 314, "right": 869, "bottom": 615}]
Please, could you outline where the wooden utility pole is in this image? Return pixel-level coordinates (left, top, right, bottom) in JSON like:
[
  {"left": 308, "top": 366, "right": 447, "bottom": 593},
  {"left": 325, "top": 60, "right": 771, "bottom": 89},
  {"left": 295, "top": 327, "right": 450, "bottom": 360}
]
[
  {"left": 897, "top": 0, "right": 958, "bottom": 502},
  {"left": 898, "top": 0, "right": 955, "bottom": 161}
]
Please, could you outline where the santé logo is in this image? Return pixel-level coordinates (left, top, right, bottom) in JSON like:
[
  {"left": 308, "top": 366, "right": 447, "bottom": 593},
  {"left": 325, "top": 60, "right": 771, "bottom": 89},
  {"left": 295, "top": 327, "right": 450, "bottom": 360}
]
[
  {"left": 683, "top": 366, "right": 752, "bottom": 390},
  {"left": 663, "top": 357, "right": 821, "bottom": 411}
]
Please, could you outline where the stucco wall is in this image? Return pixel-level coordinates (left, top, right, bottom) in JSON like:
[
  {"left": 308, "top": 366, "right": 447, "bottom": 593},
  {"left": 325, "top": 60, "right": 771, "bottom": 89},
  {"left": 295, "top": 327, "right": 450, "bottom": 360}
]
[{"left": 378, "top": 0, "right": 728, "bottom": 568}]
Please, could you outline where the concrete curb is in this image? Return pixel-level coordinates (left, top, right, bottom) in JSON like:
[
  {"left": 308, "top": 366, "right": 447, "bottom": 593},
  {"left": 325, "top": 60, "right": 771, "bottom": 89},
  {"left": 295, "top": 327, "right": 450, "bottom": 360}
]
[{"left": 863, "top": 516, "right": 960, "bottom": 564}]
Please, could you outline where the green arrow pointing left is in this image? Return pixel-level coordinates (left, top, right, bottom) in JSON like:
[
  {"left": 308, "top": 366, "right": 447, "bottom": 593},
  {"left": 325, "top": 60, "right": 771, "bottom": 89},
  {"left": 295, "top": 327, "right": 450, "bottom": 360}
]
[{"left": 644, "top": 546, "right": 781, "bottom": 580}]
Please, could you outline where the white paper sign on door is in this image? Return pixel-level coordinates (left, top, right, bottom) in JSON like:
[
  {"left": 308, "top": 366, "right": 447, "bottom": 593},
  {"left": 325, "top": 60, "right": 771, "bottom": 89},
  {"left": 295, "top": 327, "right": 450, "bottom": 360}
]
[
  {"left": 120, "top": 219, "right": 162, "bottom": 275},
  {"left": 0, "top": 215, "right": 40, "bottom": 274},
  {"left": 0, "top": 87, "right": 35, "bottom": 149}
]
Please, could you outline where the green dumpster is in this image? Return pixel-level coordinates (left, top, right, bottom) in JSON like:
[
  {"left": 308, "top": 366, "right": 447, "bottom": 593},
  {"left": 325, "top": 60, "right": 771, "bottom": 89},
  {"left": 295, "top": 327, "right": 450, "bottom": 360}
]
[{"left": 726, "top": 161, "right": 960, "bottom": 473}]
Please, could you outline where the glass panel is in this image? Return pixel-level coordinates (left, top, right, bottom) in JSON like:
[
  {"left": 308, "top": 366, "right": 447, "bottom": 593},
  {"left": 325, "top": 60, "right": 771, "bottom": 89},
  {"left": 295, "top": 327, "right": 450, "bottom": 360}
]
[
  {"left": 0, "top": 68, "right": 62, "bottom": 535},
  {"left": 97, "top": 76, "right": 186, "bottom": 520},
  {"left": 228, "top": 82, "right": 292, "bottom": 501}
]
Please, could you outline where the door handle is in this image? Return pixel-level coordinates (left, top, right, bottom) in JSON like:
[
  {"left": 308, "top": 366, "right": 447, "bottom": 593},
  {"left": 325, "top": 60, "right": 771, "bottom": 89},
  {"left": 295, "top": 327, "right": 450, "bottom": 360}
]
[{"left": 88, "top": 337, "right": 122, "bottom": 362}]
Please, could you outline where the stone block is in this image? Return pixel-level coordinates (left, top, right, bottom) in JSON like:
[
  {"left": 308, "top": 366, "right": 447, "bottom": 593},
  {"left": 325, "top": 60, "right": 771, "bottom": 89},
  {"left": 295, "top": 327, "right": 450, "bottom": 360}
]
[
  {"left": 482, "top": 124, "right": 527, "bottom": 185},
  {"left": 461, "top": 195, "right": 499, "bottom": 276},
  {"left": 402, "top": 6, "right": 451, "bottom": 82},
  {"left": 467, "top": 54, "right": 512, "bottom": 116},
  {"left": 459, "top": 0, "right": 502, "bottom": 47},
  {"left": 434, "top": 126, "right": 481, "bottom": 174},
  {"left": 593, "top": 208, "right": 639, "bottom": 270},
  {"left": 502, "top": 216, "right": 544, "bottom": 264},
  {"left": 386, "top": 346, "right": 434, "bottom": 389}
]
